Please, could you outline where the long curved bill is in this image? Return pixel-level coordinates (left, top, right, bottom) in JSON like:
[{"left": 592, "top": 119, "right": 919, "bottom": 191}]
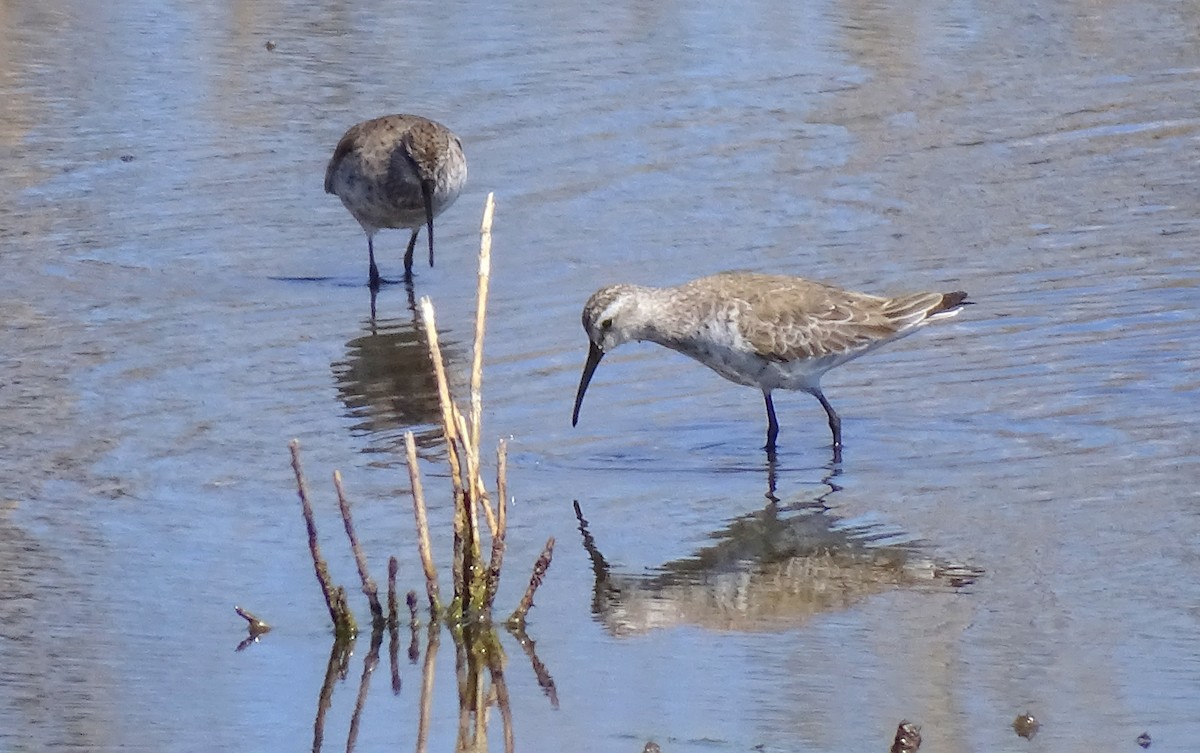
[
  {"left": 421, "top": 178, "right": 436, "bottom": 267},
  {"left": 571, "top": 341, "right": 604, "bottom": 426}
]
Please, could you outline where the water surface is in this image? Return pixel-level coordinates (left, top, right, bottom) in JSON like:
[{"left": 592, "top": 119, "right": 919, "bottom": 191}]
[{"left": 2, "top": 0, "right": 1199, "bottom": 751}]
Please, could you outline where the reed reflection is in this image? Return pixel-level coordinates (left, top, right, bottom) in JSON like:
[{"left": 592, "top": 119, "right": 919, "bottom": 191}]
[
  {"left": 575, "top": 478, "right": 980, "bottom": 635},
  {"left": 294, "top": 616, "right": 554, "bottom": 753}
]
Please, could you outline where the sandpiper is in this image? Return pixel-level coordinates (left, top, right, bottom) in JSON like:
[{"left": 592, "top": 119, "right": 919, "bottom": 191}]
[
  {"left": 571, "top": 271, "right": 969, "bottom": 459},
  {"left": 325, "top": 114, "right": 467, "bottom": 288}
]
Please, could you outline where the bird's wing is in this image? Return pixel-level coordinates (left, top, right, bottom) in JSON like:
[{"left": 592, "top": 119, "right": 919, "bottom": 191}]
[{"left": 732, "top": 276, "right": 899, "bottom": 362}]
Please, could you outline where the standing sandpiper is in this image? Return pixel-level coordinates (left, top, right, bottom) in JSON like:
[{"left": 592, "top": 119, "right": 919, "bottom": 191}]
[
  {"left": 571, "top": 271, "right": 969, "bottom": 460},
  {"left": 325, "top": 114, "right": 467, "bottom": 288}
]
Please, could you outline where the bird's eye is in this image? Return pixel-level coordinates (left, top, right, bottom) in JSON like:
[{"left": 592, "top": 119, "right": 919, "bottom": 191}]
[{"left": 600, "top": 318, "right": 613, "bottom": 330}]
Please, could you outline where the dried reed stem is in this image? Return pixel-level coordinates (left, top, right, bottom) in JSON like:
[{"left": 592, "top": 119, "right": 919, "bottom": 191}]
[
  {"left": 289, "top": 440, "right": 354, "bottom": 635},
  {"left": 404, "top": 432, "right": 441, "bottom": 617},
  {"left": 469, "top": 192, "right": 495, "bottom": 453},
  {"left": 453, "top": 402, "right": 495, "bottom": 535},
  {"left": 418, "top": 296, "right": 465, "bottom": 505},
  {"left": 470, "top": 196, "right": 502, "bottom": 542},
  {"left": 483, "top": 441, "right": 509, "bottom": 611},
  {"left": 496, "top": 439, "right": 508, "bottom": 534},
  {"left": 419, "top": 296, "right": 467, "bottom": 598},
  {"left": 334, "top": 470, "right": 383, "bottom": 627},
  {"left": 331, "top": 586, "right": 355, "bottom": 637},
  {"left": 509, "top": 537, "right": 555, "bottom": 626},
  {"left": 407, "top": 591, "right": 420, "bottom": 662},
  {"left": 455, "top": 410, "right": 485, "bottom": 562}
]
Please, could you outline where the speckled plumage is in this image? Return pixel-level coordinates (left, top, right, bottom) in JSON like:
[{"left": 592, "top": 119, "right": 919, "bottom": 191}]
[
  {"left": 572, "top": 271, "right": 969, "bottom": 459},
  {"left": 325, "top": 114, "right": 467, "bottom": 287}
]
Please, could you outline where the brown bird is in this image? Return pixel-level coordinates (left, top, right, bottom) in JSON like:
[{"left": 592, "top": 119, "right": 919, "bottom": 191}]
[
  {"left": 572, "top": 271, "right": 969, "bottom": 460},
  {"left": 325, "top": 114, "right": 467, "bottom": 287}
]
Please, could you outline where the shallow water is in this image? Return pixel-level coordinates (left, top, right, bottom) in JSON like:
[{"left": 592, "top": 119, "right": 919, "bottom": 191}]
[{"left": 2, "top": 0, "right": 1199, "bottom": 751}]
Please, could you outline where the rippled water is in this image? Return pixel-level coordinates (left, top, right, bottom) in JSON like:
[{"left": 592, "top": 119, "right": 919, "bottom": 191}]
[{"left": 3, "top": 0, "right": 1199, "bottom": 751}]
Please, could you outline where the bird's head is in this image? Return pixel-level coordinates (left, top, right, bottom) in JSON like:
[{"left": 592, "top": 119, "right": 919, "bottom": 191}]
[{"left": 572, "top": 284, "right": 645, "bottom": 426}]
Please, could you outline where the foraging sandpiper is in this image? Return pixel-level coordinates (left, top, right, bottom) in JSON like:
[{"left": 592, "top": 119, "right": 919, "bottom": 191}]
[
  {"left": 571, "top": 271, "right": 969, "bottom": 460},
  {"left": 325, "top": 114, "right": 467, "bottom": 287}
]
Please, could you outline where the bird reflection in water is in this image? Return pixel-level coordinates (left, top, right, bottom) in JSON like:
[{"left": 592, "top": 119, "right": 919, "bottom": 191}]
[
  {"left": 574, "top": 472, "right": 981, "bottom": 635},
  {"left": 332, "top": 287, "right": 464, "bottom": 461}
]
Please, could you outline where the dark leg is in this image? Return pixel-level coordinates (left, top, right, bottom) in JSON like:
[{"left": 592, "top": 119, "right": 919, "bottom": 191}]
[
  {"left": 763, "top": 391, "right": 780, "bottom": 459},
  {"left": 765, "top": 453, "right": 779, "bottom": 503},
  {"left": 403, "top": 229, "right": 420, "bottom": 279},
  {"left": 368, "top": 236, "right": 381, "bottom": 290},
  {"left": 813, "top": 388, "right": 842, "bottom": 462}
]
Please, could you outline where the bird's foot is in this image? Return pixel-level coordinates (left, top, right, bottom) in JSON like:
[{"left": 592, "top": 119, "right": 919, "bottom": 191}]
[{"left": 368, "top": 274, "right": 413, "bottom": 289}]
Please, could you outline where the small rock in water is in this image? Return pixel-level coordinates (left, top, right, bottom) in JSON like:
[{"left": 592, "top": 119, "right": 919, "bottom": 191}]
[
  {"left": 1137, "top": 731, "right": 1151, "bottom": 748},
  {"left": 891, "top": 720, "right": 922, "bottom": 753},
  {"left": 1012, "top": 713, "right": 1039, "bottom": 740},
  {"left": 265, "top": 40, "right": 277, "bottom": 51}
]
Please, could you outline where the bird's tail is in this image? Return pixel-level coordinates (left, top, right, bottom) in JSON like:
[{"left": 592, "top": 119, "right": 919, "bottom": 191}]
[
  {"left": 927, "top": 290, "right": 970, "bottom": 320},
  {"left": 884, "top": 290, "right": 971, "bottom": 328}
]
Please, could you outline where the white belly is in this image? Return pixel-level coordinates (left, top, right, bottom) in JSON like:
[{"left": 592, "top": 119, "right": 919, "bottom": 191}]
[{"left": 668, "top": 330, "right": 875, "bottom": 395}]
